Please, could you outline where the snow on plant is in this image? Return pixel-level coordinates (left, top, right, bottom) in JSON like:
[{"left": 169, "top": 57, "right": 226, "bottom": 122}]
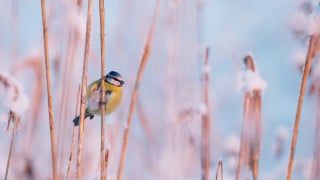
[
  {"left": 237, "top": 69, "right": 267, "bottom": 93},
  {"left": 0, "top": 71, "right": 29, "bottom": 115}
]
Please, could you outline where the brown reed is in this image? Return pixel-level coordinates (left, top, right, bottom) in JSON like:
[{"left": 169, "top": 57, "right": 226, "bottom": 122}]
[
  {"left": 99, "top": 0, "right": 107, "bottom": 178},
  {"left": 5, "top": 111, "right": 20, "bottom": 180},
  {"left": 236, "top": 55, "right": 262, "bottom": 180},
  {"left": 201, "top": 47, "right": 211, "bottom": 180},
  {"left": 40, "top": 0, "right": 57, "bottom": 178},
  {"left": 76, "top": 0, "right": 94, "bottom": 178},
  {"left": 286, "top": 35, "right": 315, "bottom": 180}
]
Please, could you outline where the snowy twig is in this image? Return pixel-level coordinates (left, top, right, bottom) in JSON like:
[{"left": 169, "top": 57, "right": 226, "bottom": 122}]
[
  {"left": 0, "top": 72, "right": 29, "bottom": 115},
  {"left": 236, "top": 55, "right": 263, "bottom": 180},
  {"left": 5, "top": 111, "right": 20, "bottom": 180},
  {"left": 201, "top": 47, "right": 211, "bottom": 180}
]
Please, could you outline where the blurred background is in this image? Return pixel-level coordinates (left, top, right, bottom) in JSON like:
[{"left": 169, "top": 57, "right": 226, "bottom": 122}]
[{"left": 0, "top": 0, "right": 319, "bottom": 179}]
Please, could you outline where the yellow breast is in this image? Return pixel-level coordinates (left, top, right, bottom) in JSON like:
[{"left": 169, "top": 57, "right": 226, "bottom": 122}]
[{"left": 86, "top": 79, "right": 123, "bottom": 115}]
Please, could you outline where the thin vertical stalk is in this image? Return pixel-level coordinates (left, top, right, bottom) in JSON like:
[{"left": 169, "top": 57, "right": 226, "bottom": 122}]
[
  {"left": 287, "top": 35, "right": 316, "bottom": 180},
  {"left": 99, "top": 0, "right": 106, "bottom": 179},
  {"left": 116, "top": 1, "right": 160, "bottom": 179},
  {"left": 76, "top": 0, "right": 94, "bottom": 178},
  {"left": 40, "top": 0, "right": 57, "bottom": 179},
  {"left": 201, "top": 47, "right": 210, "bottom": 180},
  {"left": 215, "top": 160, "right": 223, "bottom": 180},
  {"left": 66, "top": 85, "right": 81, "bottom": 179},
  {"left": 5, "top": 112, "right": 19, "bottom": 180}
]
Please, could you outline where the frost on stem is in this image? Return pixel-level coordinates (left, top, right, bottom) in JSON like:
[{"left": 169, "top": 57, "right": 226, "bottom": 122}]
[
  {"left": 290, "top": 2, "right": 320, "bottom": 38},
  {"left": 0, "top": 71, "right": 29, "bottom": 115},
  {"left": 237, "top": 55, "right": 267, "bottom": 93},
  {"left": 293, "top": 48, "right": 308, "bottom": 71}
]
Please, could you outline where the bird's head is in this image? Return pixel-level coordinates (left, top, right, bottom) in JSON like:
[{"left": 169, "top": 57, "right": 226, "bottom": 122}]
[{"left": 105, "top": 71, "right": 125, "bottom": 87}]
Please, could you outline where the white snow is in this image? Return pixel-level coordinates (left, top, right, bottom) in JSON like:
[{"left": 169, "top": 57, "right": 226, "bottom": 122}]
[
  {"left": 224, "top": 133, "right": 240, "bottom": 155},
  {"left": 0, "top": 71, "right": 29, "bottom": 114},
  {"left": 237, "top": 69, "right": 267, "bottom": 93},
  {"left": 293, "top": 48, "right": 307, "bottom": 68},
  {"left": 197, "top": 103, "right": 207, "bottom": 115},
  {"left": 307, "top": 5, "right": 320, "bottom": 35},
  {"left": 203, "top": 64, "right": 211, "bottom": 74}
]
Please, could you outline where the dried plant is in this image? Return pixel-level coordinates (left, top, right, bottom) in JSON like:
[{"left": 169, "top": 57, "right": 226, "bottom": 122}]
[
  {"left": 201, "top": 47, "right": 211, "bottom": 180},
  {"left": 236, "top": 55, "right": 263, "bottom": 180},
  {"left": 5, "top": 111, "right": 20, "bottom": 180},
  {"left": 40, "top": 0, "right": 57, "bottom": 178},
  {"left": 99, "top": 0, "right": 107, "bottom": 178},
  {"left": 215, "top": 160, "right": 223, "bottom": 180},
  {"left": 76, "top": 0, "right": 94, "bottom": 178}
]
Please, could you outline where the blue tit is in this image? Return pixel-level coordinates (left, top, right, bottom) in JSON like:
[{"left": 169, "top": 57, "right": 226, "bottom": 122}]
[{"left": 73, "top": 71, "right": 124, "bottom": 126}]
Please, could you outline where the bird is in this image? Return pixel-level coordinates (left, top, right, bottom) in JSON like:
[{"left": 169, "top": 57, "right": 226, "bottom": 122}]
[{"left": 73, "top": 71, "right": 125, "bottom": 126}]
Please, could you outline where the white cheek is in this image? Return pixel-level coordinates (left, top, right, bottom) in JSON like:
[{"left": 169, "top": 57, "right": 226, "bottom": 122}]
[{"left": 107, "top": 78, "right": 121, "bottom": 86}]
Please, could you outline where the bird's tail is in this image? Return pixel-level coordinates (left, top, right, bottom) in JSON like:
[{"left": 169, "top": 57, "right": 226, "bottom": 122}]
[{"left": 73, "top": 109, "right": 94, "bottom": 126}]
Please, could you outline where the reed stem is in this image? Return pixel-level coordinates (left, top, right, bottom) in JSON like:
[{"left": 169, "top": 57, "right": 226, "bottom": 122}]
[
  {"left": 40, "top": 0, "right": 57, "bottom": 178},
  {"left": 76, "top": 0, "right": 94, "bottom": 178}
]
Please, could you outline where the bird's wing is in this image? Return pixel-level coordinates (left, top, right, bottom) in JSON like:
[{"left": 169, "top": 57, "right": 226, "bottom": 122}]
[
  {"left": 105, "top": 90, "right": 113, "bottom": 105},
  {"left": 87, "top": 79, "right": 101, "bottom": 95}
]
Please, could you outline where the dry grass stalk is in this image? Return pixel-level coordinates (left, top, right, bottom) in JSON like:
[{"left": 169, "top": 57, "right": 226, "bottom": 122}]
[
  {"left": 40, "top": 0, "right": 57, "bottom": 179},
  {"left": 116, "top": 1, "right": 160, "bottom": 179},
  {"left": 236, "top": 55, "right": 262, "bottom": 180},
  {"left": 66, "top": 85, "right": 81, "bottom": 179},
  {"left": 99, "top": 0, "right": 107, "bottom": 178},
  {"left": 286, "top": 35, "right": 316, "bottom": 180},
  {"left": 76, "top": 0, "right": 94, "bottom": 178},
  {"left": 201, "top": 47, "right": 211, "bottom": 180},
  {"left": 5, "top": 111, "right": 20, "bottom": 180},
  {"left": 215, "top": 160, "right": 223, "bottom": 180}
]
